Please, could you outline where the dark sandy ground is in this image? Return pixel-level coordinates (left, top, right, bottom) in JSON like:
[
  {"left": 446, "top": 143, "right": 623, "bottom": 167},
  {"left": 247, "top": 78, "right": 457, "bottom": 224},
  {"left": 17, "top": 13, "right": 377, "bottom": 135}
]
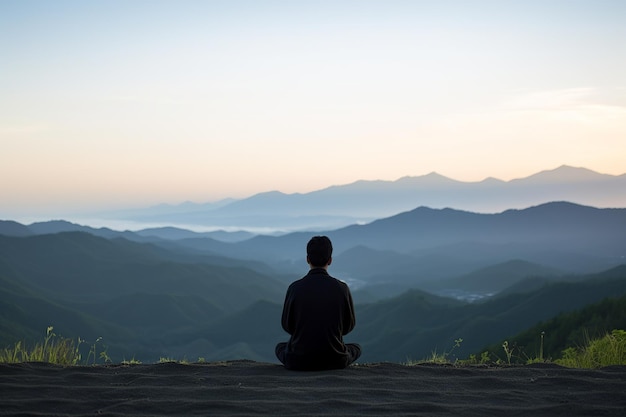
[{"left": 1, "top": 360, "right": 625, "bottom": 416}]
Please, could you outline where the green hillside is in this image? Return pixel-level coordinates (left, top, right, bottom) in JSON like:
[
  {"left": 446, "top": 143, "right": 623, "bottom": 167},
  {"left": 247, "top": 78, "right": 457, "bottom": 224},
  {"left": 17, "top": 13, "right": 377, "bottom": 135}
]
[
  {"left": 352, "top": 265, "right": 626, "bottom": 363},
  {"left": 0, "top": 233, "right": 285, "bottom": 309},
  {"left": 0, "top": 232, "right": 287, "bottom": 362},
  {"left": 1, "top": 229, "right": 625, "bottom": 364},
  {"left": 479, "top": 294, "right": 626, "bottom": 363}
]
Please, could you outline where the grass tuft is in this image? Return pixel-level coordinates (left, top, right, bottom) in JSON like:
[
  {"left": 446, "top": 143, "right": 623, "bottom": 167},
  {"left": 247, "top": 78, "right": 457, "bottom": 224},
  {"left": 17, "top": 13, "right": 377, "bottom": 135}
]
[
  {"left": 0, "top": 326, "right": 112, "bottom": 366},
  {"left": 0, "top": 327, "right": 82, "bottom": 365},
  {"left": 406, "top": 338, "right": 464, "bottom": 365},
  {"left": 555, "top": 329, "right": 626, "bottom": 368}
]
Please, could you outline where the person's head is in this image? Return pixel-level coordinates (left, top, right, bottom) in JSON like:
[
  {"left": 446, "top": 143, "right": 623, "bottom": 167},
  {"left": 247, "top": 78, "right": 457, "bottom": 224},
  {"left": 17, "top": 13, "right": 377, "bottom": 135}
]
[{"left": 306, "top": 235, "right": 333, "bottom": 268}]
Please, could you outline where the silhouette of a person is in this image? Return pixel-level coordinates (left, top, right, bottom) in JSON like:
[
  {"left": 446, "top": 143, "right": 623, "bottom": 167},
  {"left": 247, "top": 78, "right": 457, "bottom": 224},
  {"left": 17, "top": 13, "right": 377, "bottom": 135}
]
[{"left": 275, "top": 236, "right": 361, "bottom": 370}]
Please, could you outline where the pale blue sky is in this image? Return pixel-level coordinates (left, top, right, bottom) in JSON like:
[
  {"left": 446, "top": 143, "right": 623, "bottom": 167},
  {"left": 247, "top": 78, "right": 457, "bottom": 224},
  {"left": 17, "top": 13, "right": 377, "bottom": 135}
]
[{"left": 1, "top": 0, "right": 625, "bottom": 217}]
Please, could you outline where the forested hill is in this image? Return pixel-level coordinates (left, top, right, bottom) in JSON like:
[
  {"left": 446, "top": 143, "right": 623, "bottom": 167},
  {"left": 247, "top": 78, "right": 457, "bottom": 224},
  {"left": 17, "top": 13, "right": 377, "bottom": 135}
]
[{"left": 480, "top": 293, "right": 626, "bottom": 363}]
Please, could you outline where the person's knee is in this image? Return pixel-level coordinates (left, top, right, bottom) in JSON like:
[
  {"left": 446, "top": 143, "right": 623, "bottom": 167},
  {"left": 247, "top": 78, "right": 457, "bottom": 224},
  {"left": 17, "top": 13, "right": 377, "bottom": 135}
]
[
  {"left": 275, "top": 342, "right": 287, "bottom": 364},
  {"left": 347, "top": 343, "right": 362, "bottom": 363}
]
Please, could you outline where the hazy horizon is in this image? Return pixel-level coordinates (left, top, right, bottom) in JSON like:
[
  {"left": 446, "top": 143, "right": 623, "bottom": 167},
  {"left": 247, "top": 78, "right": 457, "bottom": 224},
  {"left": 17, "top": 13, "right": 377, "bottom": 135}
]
[
  {"left": 2, "top": 1, "right": 626, "bottom": 218},
  {"left": 4, "top": 165, "right": 626, "bottom": 234}
]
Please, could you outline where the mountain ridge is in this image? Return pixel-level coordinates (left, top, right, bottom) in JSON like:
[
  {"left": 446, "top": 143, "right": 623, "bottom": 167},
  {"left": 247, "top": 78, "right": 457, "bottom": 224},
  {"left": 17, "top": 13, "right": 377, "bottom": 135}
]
[
  {"left": 3, "top": 201, "right": 624, "bottom": 278},
  {"left": 64, "top": 165, "right": 626, "bottom": 232}
]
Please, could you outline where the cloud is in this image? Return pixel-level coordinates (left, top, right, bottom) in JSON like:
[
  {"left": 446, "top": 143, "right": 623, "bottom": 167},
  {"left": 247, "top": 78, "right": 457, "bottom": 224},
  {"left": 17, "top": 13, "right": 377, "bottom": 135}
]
[
  {"left": 503, "top": 88, "right": 596, "bottom": 111},
  {"left": 432, "top": 87, "right": 626, "bottom": 131}
]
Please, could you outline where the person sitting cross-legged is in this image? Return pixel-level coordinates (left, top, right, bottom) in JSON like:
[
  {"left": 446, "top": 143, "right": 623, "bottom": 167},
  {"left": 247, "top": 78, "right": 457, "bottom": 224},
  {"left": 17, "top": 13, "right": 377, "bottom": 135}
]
[{"left": 275, "top": 236, "right": 361, "bottom": 371}]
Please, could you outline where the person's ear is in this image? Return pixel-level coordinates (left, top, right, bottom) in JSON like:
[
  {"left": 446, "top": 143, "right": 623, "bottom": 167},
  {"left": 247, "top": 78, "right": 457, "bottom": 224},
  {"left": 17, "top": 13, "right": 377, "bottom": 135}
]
[
  {"left": 327, "top": 257, "right": 332, "bottom": 266},
  {"left": 306, "top": 255, "right": 311, "bottom": 265}
]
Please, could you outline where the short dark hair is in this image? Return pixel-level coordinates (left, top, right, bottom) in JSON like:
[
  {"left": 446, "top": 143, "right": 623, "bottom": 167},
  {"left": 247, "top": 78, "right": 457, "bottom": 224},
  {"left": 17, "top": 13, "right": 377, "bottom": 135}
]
[{"left": 307, "top": 236, "right": 333, "bottom": 267}]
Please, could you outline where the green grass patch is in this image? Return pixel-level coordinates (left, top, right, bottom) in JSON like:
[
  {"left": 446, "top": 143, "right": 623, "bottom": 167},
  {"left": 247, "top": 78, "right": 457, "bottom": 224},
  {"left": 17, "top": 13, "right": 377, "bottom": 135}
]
[
  {"left": 3, "top": 327, "right": 625, "bottom": 368},
  {"left": 412, "top": 330, "right": 626, "bottom": 368},
  {"left": 555, "top": 329, "right": 626, "bottom": 368},
  {"left": 0, "top": 326, "right": 110, "bottom": 365}
]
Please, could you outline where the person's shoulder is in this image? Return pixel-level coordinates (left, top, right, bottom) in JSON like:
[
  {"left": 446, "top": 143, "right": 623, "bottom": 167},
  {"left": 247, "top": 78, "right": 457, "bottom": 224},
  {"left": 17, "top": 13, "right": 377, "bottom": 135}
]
[
  {"left": 329, "top": 275, "right": 350, "bottom": 290},
  {"left": 288, "top": 275, "right": 309, "bottom": 289}
]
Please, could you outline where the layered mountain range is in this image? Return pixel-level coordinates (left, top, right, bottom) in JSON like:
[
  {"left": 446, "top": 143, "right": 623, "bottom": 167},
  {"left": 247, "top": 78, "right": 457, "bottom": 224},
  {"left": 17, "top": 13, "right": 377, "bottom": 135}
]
[
  {"left": 90, "top": 165, "right": 626, "bottom": 232},
  {"left": 4, "top": 201, "right": 623, "bottom": 284},
  {"left": 0, "top": 226, "right": 624, "bottom": 363}
]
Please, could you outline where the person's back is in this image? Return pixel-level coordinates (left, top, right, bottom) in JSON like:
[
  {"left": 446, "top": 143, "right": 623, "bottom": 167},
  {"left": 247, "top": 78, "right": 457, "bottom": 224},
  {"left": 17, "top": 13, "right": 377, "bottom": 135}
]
[{"left": 275, "top": 236, "right": 361, "bottom": 371}]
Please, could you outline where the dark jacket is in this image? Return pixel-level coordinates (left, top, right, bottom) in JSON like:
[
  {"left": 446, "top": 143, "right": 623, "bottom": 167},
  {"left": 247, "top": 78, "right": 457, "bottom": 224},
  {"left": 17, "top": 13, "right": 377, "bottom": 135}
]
[{"left": 280, "top": 267, "right": 356, "bottom": 370}]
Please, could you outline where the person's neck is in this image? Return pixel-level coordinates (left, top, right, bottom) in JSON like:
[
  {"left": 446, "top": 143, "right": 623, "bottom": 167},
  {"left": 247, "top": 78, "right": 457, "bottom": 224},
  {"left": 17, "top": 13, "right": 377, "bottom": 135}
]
[{"left": 309, "top": 265, "right": 328, "bottom": 271}]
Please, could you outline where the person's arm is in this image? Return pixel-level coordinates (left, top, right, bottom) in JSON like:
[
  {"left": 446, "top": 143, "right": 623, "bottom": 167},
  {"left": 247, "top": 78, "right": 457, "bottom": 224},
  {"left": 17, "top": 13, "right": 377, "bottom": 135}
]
[
  {"left": 281, "top": 288, "right": 294, "bottom": 335},
  {"left": 342, "top": 286, "right": 356, "bottom": 335}
]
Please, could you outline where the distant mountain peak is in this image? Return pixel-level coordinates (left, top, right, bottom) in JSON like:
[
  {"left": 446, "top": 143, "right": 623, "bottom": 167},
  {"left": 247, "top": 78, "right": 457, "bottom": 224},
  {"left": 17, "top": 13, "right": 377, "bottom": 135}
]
[
  {"left": 428, "top": 171, "right": 447, "bottom": 176},
  {"left": 253, "top": 190, "right": 291, "bottom": 198},
  {"left": 394, "top": 172, "right": 458, "bottom": 186},
  {"left": 260, "top": 190, "right": 286, "bottom": 195},
  {"left": 516, "top": 165, "right": 609, "bottom": 183},
  {"left": 479, "top": 177, "right": 506, "bottom": 184}
]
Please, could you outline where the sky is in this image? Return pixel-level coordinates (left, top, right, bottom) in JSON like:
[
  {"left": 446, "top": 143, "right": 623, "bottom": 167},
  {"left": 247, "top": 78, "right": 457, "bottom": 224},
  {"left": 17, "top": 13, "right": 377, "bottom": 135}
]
[{"left": 1, "top": 0, "right": 625, "bottom": 219}]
